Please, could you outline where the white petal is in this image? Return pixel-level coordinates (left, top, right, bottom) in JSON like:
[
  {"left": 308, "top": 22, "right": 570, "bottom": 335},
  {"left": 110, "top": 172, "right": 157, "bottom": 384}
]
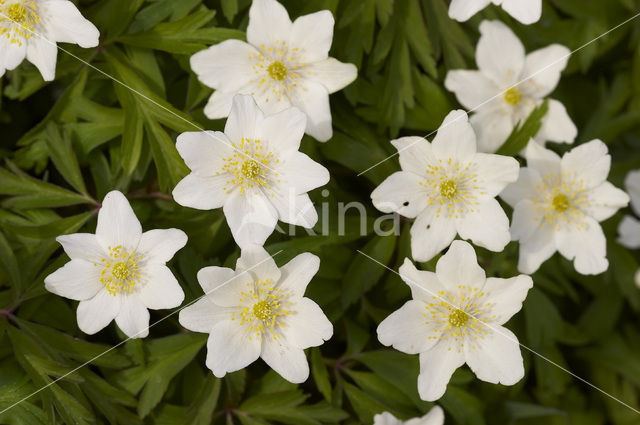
[
  {"left": 445, "top": 70, "right": 498, "bottom": 110},
  {"left": 190, "top": 40, "right": 258, "bottom": 91},
  {"left": 477, "top": 21, "right": 525, "bottom": 87},
  {"left": 179, "top": 297, "right": 230, "bottom": 333},
  {"left": 436, "top": 240, "right": 486, "bottom": 290},
  {"left": 96, "top": 191, "right": 142, "bottom": 252},
  {"left": 517, "top": 225, "right": 556, "bottom": 274},
  {"left": 39, "top": 0, "right": 100, "bottom": 47},
  {"left": 560, "top": 139, "right": 610, "bottom": 190},
  {"left": 473, "top": 153, "right": 520, "bottom": 198},
  {"left": 172, "top": 173, "right": 231, "bottom": 210},
  {"left": 510, "top": 199, "right": 540, "bottom": 242},
  {"left": 138, "top": 229, "right": 187, "bottom": 265},
  {"left": 481, "top": 275, "right": 533, "bottom": 325},
  {"left": 257, "top": 107, "right": 306, "bottom": 156},
  {"left": 410, "top": 207, "right": 457, "bottom": 262},
  {"left": 371, "top": 171, "right": 428, "bottom": 218},
  {"left": 470, "top": 108, "right": 514, "bottom": 153},
  {"left": 225, "top": 94, "right": 265, "bottom": 143},
  {"left": 456, "top": 199, "right": 512, "bottom": 252},
  {"left": 535, "top": 99, "right": 577, "bottom": 145},
  {"left": 448, "top": 0, "right": 490, "bottom": 21},
  {"left": 464, "top": 325, "right": 524, "bottom": 385},
  {"left": 206, "top": 320, "right": 261, "bottom": 377},
  {"left": 398, "top": 258, "right": 448, "bottom": 302},
  {"left": 431, "top": 110, "right": 477, "bottom": 163},
  {"left": 290, "top": 10, "right": 334, "bottom": 62},
  {"left": 0, "top": 39, "right": 26, "bottom": 72},
  {"left": 417, "top": 339, "right": 465, "bottom": 401},
  {"left": 373, "top": 412, "right": 401, "bottom": 425},
  {"left": 500, "top": 167, "right": 543, "bottom": 207},
  {"left": 284, "top": 298, "right": 332, "bottom": 349},
  {"left": 523, "top": 140, "right": 561, "bottom": 179},
  {"left": 391, "top": 136, "right": 436, "bottom": 176},
  {"left": 115, "top": 295, "right": 150, "bottom": 338},
  {"left": 377, "top": 300, "right": 439, "bottom": 354},
  {"left": 304, "top": 58, "right": 357, "bottom": 94},
  {"left": 26, "top": 36, "right": 58, "bottom": 81},
  {"left": 625, "top": 170, "right": 640, "bottom": 215},
  {"left": 270, "top": 191, "right": 318, "bottom": 229},
  {"left": 247, "top": 0, "right": 293, "bottom": 47},
  {"left": 176, "top": 131, "right": 234, "bottom": 177},
  {"left": 555, "top": 216, "right": 608, "bottom": 275},
  {"left": 583, "top": 182, "right": 629, "bottom": 222},
  {"left": 521, "top": 46, "right": 570, "bottom": 98},
  {"left": 501, "top": 0, "right": 542, "bottom": 24},
  {"left": 277, "top": 252, "right": 320, "bottom": 299},
  {"left": 261, "top": 337, "right": 309, "bottom": 383},
  {"left": 291, "top": 81, "right": 332, "bottom": 141},
  {"left": 44, "top": 259, "right": 102, "bottom": 301},
  {"left": 197, "top": 266, "right": 238, "bottom": 300},
  {"left": 77, "top": 289, "right": 121, "bottom": 335},
  {"left": 236, "top": 245, "right": 281, "bottom": 283},
  {"left": 224, "top": 190, "right": 278, "bottom": 248},
  {"left": 618, "top": 215, "right": 640, "bottom": 249},
  {"left": 203, "top": 90, "right": 235, "bottom": 119},
  {"left": 408, "top": 406, "right": 445, "bottom": 425},
  {"left": 56, "top": 233, "right": 105, "bottom": 262},
  {"left": 138, "top": 265, "right": 184, "bottom": 310},
  {"left": 279, "top": 151, "right": 330, "bottom": 194}
]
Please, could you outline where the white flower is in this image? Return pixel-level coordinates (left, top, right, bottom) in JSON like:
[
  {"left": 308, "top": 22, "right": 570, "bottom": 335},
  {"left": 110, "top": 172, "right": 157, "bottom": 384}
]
[
  {"left": 173, "top": 94, "right": 329, "bottom": 248},
  {"left": 617, "top": 170, "right": 640, "bottom": 288},
  {"left": 0, "top": 0, "right": 99, "bottom": 81},
  {"left": 445, "top": 20, "right": 576, "bottom": 153},
  {"left": 501, "top": 140, "right": 629, "bottom": 275},
  {"left": 377, "top": 241, "right": 533, "bottom": 401},
  {"left": 178, "top": 245, "right": 332, "bottom": 383},
  {"left": 190, "top": 0, "right": 357, "bottom": 142},
  {"left": 44, "top": 191, "right": 187, "bottom": 338},
  {"left": 371, "top": 109, "right": 519, "bottom": 262},
  {"left": 449, "top": 0, "right": 541, "bottom": 24},
  {"left": 373, "top": 406, "right": 445, "bottom": 425}
]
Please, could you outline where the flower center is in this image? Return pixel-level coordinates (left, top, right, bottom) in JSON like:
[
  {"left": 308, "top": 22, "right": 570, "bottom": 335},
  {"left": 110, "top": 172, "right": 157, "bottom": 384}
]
[
  {"left": 552, "top": 193, "right": 569, "bottom": 212},
  {"left": 253, "top": 300, "right": 274, "bottom": 322},
  {"left": 448, "top": 309, "right": 469, "bottom": 327},
  {"left": 241, "top": 159, "right": 261, "bottom": 179},
  {"left": 504, "top": 87, "right": 522, "bottom": 106},
  {"left": 7, "top": 3, "right": 26, "bottom": 22},
  {"left": 219, "top": 138, "right": 279, "bottom": 196},
  {"left": 0, "top": 0, "right": 39, "bottom": 45},
  {"left": 440, "top": 179, "right": 458, "bottom": 199},
  {"left": 98, "top": 246, "right": 143, "bottom": 295},
  {"left": 233, "top": 279, "right": 293, "bottom": 341},
  {"left": 267, "top": 61, "right": 288, "bottom": 80}
]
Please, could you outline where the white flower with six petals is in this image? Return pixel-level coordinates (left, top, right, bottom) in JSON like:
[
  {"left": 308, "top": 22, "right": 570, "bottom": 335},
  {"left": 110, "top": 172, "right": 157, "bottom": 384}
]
[
  {"left": 377, "top": 241, "right": 533, "bottom": 401},
  {"left": 44, "top": 191, "right": 187, "bottom": 338},
  {"left": 178, "top": 245, "right": 332, "bottom": 383},
  {"left": 445, "top": 20, "right": 576, "bottom": 153},
  {"left": 373, "top": 406, "right": 445, "bottom": 425},
  {"left": 0, "top": 0, "right": 99, "bottom": 81},
  {"left": 501, "top": 140, "right": 629, "bottom": 275},
  {"left": 173, "top": 94, "right": 329, "bottom": 248},
  {"left": 449, "top": 0, "right": 542, "bottom": 24},
  {"left": 371, "top": 110, "right": 519, "bottom": 262},
  {"left": 190, "top": 0, "right": 357, "bottom": 141}
]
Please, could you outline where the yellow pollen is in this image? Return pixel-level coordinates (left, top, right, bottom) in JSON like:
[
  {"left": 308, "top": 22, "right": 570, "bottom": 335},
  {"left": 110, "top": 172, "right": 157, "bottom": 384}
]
[
  {"left": 448, "top": 309, "right": 469, "bottom": 327},
  {"left": 97, "top": 246, "right": 143, "bottom": 295},
  {"left": 504, "top": 88, "right": 522, "bottom": 105},
  {"left": 241, "top": 160, "right": 261, "bottom": 179},
  {"left": 253, "top": 300, "right": 274, "bottom": 322},
  {"left": 7, "top": 3, "right": 27, "bottom": 22},
  {"left": 218, "top": 137, "right": 278, "bottom": 196},
  {"left": 553, "top": 193, "right": 570, "bottom": 212},
  {"left": 112, "top": 262, "right": 130, "bottom": 280},
  {"left": 267, "top": 61, "right": 287, "bottom": 80},
  {"left": 440, "top": 179, "right": 458, "bottom": 199}
]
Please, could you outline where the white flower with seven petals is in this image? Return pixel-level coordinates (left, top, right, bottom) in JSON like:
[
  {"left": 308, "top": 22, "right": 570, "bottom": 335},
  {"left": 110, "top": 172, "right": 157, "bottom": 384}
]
[
  {"left": 373, "top": 406, "right": 445, "bottom": 425},
  {"left": 445, "top": 20, "right": 576, "bottom": 153},
  {"left": 617, "top": 170, "right": 640, "bottom": 288},
  {"left": 449, "top": 0, "right": 542, "bottom": 24},
  {"left": 501, "top": 140, "right": 629, "bottom": 275},
  {"left": 0, "top": 0, "right": 99, "bottom": 81},
  {"left": 44, "top": 191, "right": 187, "bottom": 338},
  {"left": 190, "top": 0, "right": 357, "bottom": 142},
  {"left": 377, "top": 241, "right": 533, "bottom": 401},
  {"left": 371, "top": 109, "right": 519, "bottom": 262},
  {"left": 172, "top": 94, "right": 329, "bottom": 248},
  {"left": 178, "top": 245, "right": 332, "bottom": 383}
]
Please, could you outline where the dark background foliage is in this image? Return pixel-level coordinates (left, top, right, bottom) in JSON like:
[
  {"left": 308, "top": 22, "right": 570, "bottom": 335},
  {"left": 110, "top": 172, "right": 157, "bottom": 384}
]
[{"left": 1, "top": 0, "right": 640, "bottom": 424}]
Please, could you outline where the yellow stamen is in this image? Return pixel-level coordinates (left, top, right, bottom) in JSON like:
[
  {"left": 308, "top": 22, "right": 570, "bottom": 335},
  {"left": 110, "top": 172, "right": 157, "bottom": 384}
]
[
  {"left": 440, "top": 180, "right": 458, "bottom": 199},
  {"left": 552, "top": 193, "right": 569, "bottom": 212},
  {"left": 448, "top": 309, "right": 469, "bottom": 327},
  {"left": 267, "top": 61, "right": 287, "bottom": 80},
  {"left": 504, "top": 87, "right": 522, "bottom": 105}
]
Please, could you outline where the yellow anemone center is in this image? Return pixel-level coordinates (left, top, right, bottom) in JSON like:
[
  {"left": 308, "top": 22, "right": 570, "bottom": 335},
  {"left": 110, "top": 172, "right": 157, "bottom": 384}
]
[
  {"left": 241, "top": 160, "right": 261, "bottom": 179},
  {"left": 267, "top": 61, "right": 288, "bottom": 80},
  {"left": 440, "top": 180, "right": 458, "bottom": 199},
  {"left": 7, "top": 3, "right": 27, "bottom": 22},
  {"left": 112, "top": 262, "right": 131, "bottom": 280},
  {"left": 504, "top": 88, "right": 522, "bottom": 105},
  {"left": 448, "top": 309, "right": 469, "bottom": 327},
  {"left": 553, "top": 193, "right": 570, "bottom": 212},
  {"left": 253, "top": 300, "right": 274, "bottom": 322}
]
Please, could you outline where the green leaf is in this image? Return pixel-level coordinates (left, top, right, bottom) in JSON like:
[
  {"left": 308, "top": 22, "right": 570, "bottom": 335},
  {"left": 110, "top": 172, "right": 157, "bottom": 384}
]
[
  {"left": 44, "top": 124, "right": 88, "bottom": 195},
  {"left": 495, "top": 100, "right": 549, "bottom": 156},
  {"left": 311, "top": 348, "right": 332, "bottom": 402},
  {"left": 0, "top": 230, "right": 21, "bottom": 294}
]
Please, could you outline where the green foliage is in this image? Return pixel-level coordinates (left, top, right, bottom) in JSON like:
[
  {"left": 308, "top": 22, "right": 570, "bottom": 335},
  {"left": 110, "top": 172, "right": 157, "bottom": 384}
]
[{"left": 2, "top": 0, "right": 640, "bottom": 424}]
